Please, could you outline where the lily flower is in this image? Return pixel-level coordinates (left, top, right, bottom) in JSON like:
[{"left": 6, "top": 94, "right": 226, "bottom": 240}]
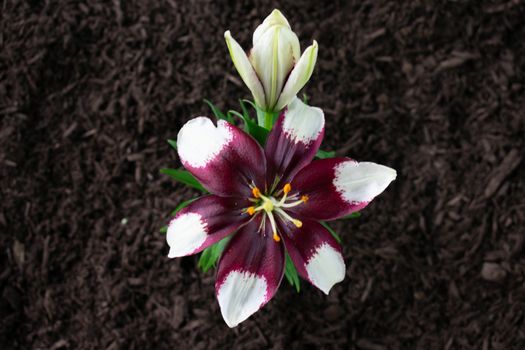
[
  {"left": 167, "top": 97, "right": 396, "bottom": 327},
  {"left": 224, "top": 9, "right": 318, "bottom": 112}
]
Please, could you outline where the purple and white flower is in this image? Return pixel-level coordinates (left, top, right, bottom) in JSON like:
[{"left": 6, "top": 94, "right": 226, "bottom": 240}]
[{"left": 167, "top": 97, "right": 396, "bottom": 327}]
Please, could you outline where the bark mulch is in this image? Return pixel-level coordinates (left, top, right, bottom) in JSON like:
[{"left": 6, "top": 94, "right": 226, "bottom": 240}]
[{"left": 1, "top": 1, "right": 524, "bottom": 349}]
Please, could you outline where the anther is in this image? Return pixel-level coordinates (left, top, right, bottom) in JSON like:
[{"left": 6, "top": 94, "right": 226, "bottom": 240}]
[
  {"left": 247, "top": 206, "right": 255, "bottom": 215},
  {"left": 252, "top": 187, "right": 261, "bottom": 198},
  {"left": 283, "top": 183, "right": 291, "bottom": 194},
  {"left": 293, "top": 220, "right": 303, "bottom": 228},
  {"left": 273, "top": 232, "right": 281, "bottom": 242},
  {"left": 301, "top": 195, "right": 309, "bottom": 203}
]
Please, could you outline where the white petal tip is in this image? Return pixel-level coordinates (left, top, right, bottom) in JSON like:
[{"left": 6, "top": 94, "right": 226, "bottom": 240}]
[
  {"left": 334, "top": 161, "right": 397, "bottom": 203},
  {"left": 282, "top": 97, "right": 325, "bottom": 144},
  {"left": 306, "top": 244, "right": 346, "bottom": 295},
  {"left": 224, "top": 30, "right": 231, "bottom": 39},
  {"left": 217, "top": 271, "right": 268, "bottom": 328},
  {"left": 166, "top": 213, "right": 207, "bottom": 257},
  {"left": 177, "top": 117, "right": 232, "bottom": 168}
]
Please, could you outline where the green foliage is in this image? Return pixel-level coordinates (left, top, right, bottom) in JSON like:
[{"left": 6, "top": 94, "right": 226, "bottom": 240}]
[
  {"left": 205, "top": 98, "right": 270, "bottom": 144},
  {"left": 204, "top": 99, "right": 234, "bottom": 123},
  {"left": 320, "top": 221, "right": 341, "bottom": 243},
  {"left": 167, "top": 139, "right": 177, "bottom": 150},
  {"left": 302, "top": 93, "right": 308, "bottom": 104},
  {"left": 160, "top": 168, "right": 207, "bottom": 192},
  {"left": 342, "top": 212, "right": 361, "bottom": 219},
  {"left": 229, "top": 103, "right": 269, "bottom": 145},
  {"left": 198, "top": 237, "right": 231, "bottom": 272},
  {"left": 159, "top": 225, "right": 167, "bottom": 233},
  {"left": 316, "top": 149, "right": 336, "bottom": 159},
  {"left": 284, "top": 253, "right": 301, "bottom": 292}
]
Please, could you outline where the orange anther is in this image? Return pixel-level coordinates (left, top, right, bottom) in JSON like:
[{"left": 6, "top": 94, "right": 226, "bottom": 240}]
[
  {"left": 301, "top": 195, "right": 309, "bottom": 203},
  {"left": 247, "top": 207, "right": 255, "bottom": 215},
  {"left": 272, "top": 232, "right": 281, "bottom": 242},
  {"left": 252, "top": 187, "right": 261, "bottom": 198},
  {"left": 283, "top": 183, "right": 292, "bottom": 194}
]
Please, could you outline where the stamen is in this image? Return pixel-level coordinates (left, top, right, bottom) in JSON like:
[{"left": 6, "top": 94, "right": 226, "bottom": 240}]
[
  {"left": 247, "top": 206, "right": 255, "bottom": 215},
  {"left": 266, "top": 210, "right": 279, "bottom": 240},
  {"left": 280, "top": 199, "right": 306, "bottom": 208},
  {"left": 272, "top": 232, "right": 281, "bottom": 242},
  {"left": 301, "top": 195, "right": 309, "bottom": 203},
  {"left": 277, "top": 183, "right": 292, "bottom": 206},
  {"left": 252, "top": 187, "right": 261, "bottom": 198},
  {"left": 275, "top": 207, "right": 303, "bottom": 228}
]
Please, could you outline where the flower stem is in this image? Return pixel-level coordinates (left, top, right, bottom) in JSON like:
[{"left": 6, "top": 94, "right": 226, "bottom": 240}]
[{"left": 257, "top": 109, "right": 279, "bottom": 130}]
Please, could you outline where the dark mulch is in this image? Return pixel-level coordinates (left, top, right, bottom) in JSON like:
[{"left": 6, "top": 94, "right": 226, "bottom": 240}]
[{"left": 1, "top": 0, "right": 524, "bottom": 349}]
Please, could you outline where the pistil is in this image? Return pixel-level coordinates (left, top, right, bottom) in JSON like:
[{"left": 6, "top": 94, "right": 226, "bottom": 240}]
[{"left": 247, "top": 184, "right": 307, "bottom": 242}]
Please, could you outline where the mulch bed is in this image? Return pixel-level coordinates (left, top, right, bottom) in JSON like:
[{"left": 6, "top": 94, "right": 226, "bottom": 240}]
[{"left": 1, "top": 1, "right": 524, "bottom": 349}]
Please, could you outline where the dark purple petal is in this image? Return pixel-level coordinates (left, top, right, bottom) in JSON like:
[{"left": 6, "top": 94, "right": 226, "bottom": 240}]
[
  {"left": 167, "top": 195, "right": 250, "bottom": 258},
  {"left": 290, "top": 158, "right": 397, "bottom": 221},
  {"left": 177, "top": 117, "right": 266, "bottom": 197},
  {"left": 279, "top": 217, "right": 345, "bottom": 294},
  {"left": 215, "top": 215, "right": 285, "bottom": 327},
  {"left": 264, "top": 98, "right": 324, "bottom": 188}
]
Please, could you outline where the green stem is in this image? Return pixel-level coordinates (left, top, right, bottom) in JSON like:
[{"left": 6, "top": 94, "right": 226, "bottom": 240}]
[{"left": 257, "top": 109, "right": 279, "bottom": 130}]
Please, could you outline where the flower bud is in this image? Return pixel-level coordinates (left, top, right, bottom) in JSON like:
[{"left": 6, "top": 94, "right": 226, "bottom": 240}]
[{"left": 225, "top": 9, "right": 318, "bottom": 112}]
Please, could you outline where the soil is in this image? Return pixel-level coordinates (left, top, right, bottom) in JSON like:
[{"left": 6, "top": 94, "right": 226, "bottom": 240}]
[{"left": 1, "top": 1, "right": 525, "bottom": 349}]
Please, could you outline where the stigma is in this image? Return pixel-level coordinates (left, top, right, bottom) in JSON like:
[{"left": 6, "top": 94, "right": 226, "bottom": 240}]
[{"left": 247, "top": 184, "right": 307, "bottom": 241}]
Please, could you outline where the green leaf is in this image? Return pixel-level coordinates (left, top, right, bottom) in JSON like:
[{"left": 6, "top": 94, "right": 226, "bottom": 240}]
[
  {"left": 316, "top": 149, "right": 336, "bottom": 159},
  {"left": 229, "top": 109, "right": 269, "bottom": 145},
  {"left": 159, "top": 226, "right": 167, "bottom": 233},
  {"left": 342, "top": 212, "right": 361, "bottom": 219},
  {"left": 284, "top": 253, "right": 301, "bottom": 292},
  {"left": 167, "top": 139, "right": 177, "bottom": 150},
  {"left": 160, "top": 168, "right": 207, "bottom": 192},
  {"left": 171, "top": 198, "right": 198, "bottom": 216},
  {"left": 239, "top": 99, "right": 251, "bottom": 119},
  {"left": 198, "top": 237, "right": 231, "bottom": 272},
  {"left": 320, "top": 221, "right": 341, "bottom": 243},
  {"left": 204, "top": 99, "right": 233, "bottom": 123}
]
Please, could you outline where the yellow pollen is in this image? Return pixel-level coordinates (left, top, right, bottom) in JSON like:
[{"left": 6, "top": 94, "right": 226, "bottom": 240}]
[
  {"left": 293, "top": 220, "right": 303, "bottom": 228},
  {"left": 262, "top": 200, "right": 274, "bottom": 212},
  {"left": 283, "top": 183, "right": 291, "bottom": 194},
  {"left": 247, "top": 206, "right": 255, "bottom": 215},
  {"left": 252, "top": 187, "right": 261, "bottom": 198},
  {"left": 273, "top": 232, "right": 281, "bottom": 242},
  {"left": 301, "top": 195, "right": 309, "bottom": 203}
]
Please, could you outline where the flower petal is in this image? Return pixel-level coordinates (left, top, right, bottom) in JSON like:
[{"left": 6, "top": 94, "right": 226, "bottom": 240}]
[
  {"left": 177, "top": 117, "right": 266, "bottom": 197},
  {"left": 290, "top": 158, "right": 397, "bottom": 221},
  {"left": 264, "top": 97, "right": 324, "bottom": 186},
  {"left": 166, "top": 196, "right": 249, "bottom": 258},
  {"left": 279, "top": 218, "right": 345, "bottom": 294},
  {"left": 216, "top": 216, "right": 285, "bottom": 327},
  {"left": 250, "top": 22, "right": 300, "bottom": 110},
  {"left": 224, "top": 31, "right": 266, "bottom": 108},
  {"left": 253, "top": 9, "right": 292, "bottom": 44},
  {"left": 275, "top": 40, "right": 318, "bottom": 111}
]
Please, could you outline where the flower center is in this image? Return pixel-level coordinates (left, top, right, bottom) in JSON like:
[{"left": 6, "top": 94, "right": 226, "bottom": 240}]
[{"left": 246, "top": 183, "right": 308, "bottom": 242}]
